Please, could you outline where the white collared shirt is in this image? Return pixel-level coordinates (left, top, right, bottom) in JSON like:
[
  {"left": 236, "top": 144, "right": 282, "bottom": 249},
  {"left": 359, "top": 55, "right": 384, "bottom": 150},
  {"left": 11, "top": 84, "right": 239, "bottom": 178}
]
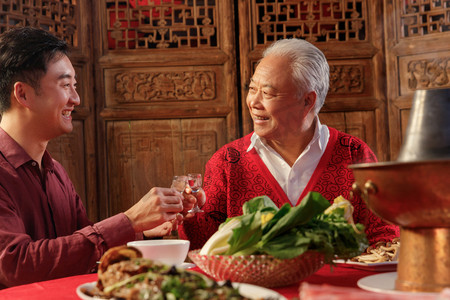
[{"left": 247, "top": 118, "right": 330, "bottom": 206}]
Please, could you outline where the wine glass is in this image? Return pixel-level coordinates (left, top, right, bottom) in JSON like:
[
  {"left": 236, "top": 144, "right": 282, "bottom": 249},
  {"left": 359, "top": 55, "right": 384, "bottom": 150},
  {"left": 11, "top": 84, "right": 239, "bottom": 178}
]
[
  {"left": 187, "top": 173, "right": 204, "bottom": 213},
  {"left": 171, "top": 175, "right": 187, "bottom": 194}
]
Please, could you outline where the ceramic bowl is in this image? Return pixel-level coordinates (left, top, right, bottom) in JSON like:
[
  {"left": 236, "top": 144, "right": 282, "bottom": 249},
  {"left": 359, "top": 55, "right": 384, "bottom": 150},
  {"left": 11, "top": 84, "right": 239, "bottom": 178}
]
[{"left": 127, "top": 239, "right": 190, "bottom": 266}]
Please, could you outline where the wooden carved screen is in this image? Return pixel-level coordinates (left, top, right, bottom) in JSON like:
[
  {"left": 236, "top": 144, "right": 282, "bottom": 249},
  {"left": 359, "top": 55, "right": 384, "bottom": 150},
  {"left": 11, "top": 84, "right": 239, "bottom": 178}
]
[
  {"left": 92, "top": 1, "right": 238, "bottom": 218},
  {"left": 384, "top": 0, "right": 450, "bottom": 159},
  {"left": 238, "top": 0, "right": 390, "bottom": 161},
  {"left": 0, "top": 1, "right": 97, "bottom": 220}
]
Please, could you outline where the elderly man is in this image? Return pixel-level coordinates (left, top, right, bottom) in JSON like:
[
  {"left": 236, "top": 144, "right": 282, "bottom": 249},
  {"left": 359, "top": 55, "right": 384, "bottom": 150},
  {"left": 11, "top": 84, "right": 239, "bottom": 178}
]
[{"left": 179, "top": 38, "right": 399, "bottom": 250}]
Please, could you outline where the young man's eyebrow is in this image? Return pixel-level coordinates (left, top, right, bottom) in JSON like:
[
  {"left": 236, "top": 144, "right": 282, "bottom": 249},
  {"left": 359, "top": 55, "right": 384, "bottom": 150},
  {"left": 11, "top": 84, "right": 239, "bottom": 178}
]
[{"left": 57, "top": 73, "right": 76, "bottom": 80}]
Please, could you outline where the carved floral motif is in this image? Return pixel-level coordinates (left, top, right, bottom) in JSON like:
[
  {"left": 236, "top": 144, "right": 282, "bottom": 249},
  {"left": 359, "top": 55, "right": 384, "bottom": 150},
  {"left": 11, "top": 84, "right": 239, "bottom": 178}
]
[
  {"left": 407, "top": 58, "right": 450, "bottom": 89},
  {"left": 329, "top": 64, "right": 364, "bottom": 93},
  {"left": 114, "top": 71, "right": 216, "bottom": 102}
]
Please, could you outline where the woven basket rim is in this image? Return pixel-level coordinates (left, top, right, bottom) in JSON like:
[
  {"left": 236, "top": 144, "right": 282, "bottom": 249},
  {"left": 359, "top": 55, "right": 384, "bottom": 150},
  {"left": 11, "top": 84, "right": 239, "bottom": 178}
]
[
  {"left": 188, "top": 249, "right": 325, "bottom": 288},
  {"left": 189, "top": 249, "right": 324, "bottom": 259}
]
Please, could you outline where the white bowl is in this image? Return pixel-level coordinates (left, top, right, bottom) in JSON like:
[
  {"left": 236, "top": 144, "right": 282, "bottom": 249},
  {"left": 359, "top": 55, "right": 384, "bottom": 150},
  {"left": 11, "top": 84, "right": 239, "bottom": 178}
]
[{"left": 127, "top": 239, "right": 190, "bottom": 266}]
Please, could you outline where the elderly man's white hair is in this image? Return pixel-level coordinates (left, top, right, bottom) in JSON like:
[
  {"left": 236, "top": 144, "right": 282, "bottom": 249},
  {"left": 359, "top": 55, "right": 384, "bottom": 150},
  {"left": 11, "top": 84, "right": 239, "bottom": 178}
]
[{"left": 263, "top": 38, "right": 330, "bottom": 114}]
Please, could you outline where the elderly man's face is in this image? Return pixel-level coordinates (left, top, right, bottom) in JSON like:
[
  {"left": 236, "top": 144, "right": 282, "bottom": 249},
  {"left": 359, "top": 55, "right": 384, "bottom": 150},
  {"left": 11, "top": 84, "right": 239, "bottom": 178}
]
[{"left": 246, "top": 55, "right": 311, "bottom": 142}]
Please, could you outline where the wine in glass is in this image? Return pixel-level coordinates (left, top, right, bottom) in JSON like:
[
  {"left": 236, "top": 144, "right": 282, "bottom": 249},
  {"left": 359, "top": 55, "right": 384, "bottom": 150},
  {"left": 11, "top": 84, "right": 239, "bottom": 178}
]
[
  {"left": 171, "top": 175, "right": 187, "bottom": 194},
  {"left": 187, "top": 173, "right": 204, "bottom": 213}
]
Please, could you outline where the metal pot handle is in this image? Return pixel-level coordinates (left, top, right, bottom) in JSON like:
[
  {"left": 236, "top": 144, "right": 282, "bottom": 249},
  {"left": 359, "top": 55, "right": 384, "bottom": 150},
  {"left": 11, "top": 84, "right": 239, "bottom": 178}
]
[{"left": 352, "top": 180, "right": 378, "bottom": 204}]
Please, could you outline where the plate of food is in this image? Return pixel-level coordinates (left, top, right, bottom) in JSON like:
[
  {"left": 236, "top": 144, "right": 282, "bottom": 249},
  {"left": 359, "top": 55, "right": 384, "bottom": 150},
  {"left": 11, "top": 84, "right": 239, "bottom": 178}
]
[
  {"left": 77, "top": 245, "right": 286, "bottom": 300},
  {"left": 333, "top": 259, "right": 397, "bottom": 271},
  {"left": 333, "top": 238, "right": 400, "bottom": 271},
  {"left": 76, "top": 281, "right": 287, "bottom": 300}
]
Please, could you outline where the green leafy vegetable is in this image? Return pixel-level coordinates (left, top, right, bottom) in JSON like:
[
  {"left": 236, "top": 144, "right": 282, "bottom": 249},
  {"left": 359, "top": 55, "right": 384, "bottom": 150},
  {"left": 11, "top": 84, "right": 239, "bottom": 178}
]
[
  {"left": 226, "top": 212, "right": 263, "bottom": 255},
  {"left": 242, "top": 195, "right": 278, "bottom": 215},
  {"left": 261, "top": 192, "right": 331, "bottom": 243},
  {"left": 201, "top": 192, "right": 368, "bottom": 262}
]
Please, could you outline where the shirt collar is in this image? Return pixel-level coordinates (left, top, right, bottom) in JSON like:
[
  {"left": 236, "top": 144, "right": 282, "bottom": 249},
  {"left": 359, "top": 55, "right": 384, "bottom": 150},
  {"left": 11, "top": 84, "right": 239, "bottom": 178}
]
[
  {"left": 0, "top": 127, "right": 54, "bottom": 170},
  {"left": 247, "top": 117, "right": 326, "bottom": 152}
]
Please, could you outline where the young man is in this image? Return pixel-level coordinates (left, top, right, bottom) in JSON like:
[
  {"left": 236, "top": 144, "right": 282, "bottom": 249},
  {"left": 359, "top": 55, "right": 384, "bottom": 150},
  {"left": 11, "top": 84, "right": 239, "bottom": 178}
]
[{"left": 0, "top": 27, "right": 196, "bottom": 288}]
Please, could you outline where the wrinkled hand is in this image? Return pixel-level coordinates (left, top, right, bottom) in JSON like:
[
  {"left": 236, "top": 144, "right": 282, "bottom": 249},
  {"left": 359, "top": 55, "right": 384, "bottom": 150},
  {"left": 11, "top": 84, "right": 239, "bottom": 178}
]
[
  {"left": 124, "top": 187, "right": 183, "bottom": 233},
  {"left": 182, "top": 187, "right": 206, "bottom": 218}
]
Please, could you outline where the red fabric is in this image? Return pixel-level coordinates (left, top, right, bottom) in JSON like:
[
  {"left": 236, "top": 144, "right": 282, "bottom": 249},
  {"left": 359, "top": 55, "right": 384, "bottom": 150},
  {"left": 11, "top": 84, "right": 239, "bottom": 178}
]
[
  {"left": 299, "top": 281, "right": 439, "bottom": 300},
  {"left": 179, "top": 127, "right": 399, "bottom": 250},
  {"left": 0, "top": 128, "right": 137, "bottom": 288},
  {"left": 0, "top": 265, "right": 389, "bottom": 299}
]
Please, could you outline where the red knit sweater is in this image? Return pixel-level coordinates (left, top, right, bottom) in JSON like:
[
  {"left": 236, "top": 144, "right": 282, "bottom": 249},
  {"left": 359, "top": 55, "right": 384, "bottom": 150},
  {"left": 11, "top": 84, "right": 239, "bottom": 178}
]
[{"left": 179, "top": 127, "right": 399, "bottom": 250}]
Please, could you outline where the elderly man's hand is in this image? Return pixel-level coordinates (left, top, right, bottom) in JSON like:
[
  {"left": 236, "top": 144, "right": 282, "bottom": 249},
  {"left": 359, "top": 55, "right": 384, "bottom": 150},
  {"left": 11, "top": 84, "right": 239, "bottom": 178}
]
[
  {"left": 181, "top": 187, "right": 206, "bottom": 218},
  {"left": 142, "top": 212, "right": 184, "bottom": 238}
]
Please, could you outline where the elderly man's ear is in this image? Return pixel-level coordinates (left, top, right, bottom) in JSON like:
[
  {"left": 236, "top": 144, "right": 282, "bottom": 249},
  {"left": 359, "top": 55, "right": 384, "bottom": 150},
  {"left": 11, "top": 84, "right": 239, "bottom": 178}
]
[{"left": 304, "top": 91, "right": 317, "bottom": 111}]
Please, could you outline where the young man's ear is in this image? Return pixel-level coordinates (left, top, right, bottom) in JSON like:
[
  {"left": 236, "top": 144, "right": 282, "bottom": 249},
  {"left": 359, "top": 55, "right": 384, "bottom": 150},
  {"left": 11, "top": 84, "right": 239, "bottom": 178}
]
[{"left": 13, "top": 82, "right": 31, "bottom": 108}]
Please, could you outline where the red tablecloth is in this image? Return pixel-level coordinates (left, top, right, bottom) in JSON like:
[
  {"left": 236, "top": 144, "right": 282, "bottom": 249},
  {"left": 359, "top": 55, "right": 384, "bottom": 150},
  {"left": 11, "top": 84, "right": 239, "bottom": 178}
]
[{"left": 0, "top": 265, "right": 389, "bottom": 299}]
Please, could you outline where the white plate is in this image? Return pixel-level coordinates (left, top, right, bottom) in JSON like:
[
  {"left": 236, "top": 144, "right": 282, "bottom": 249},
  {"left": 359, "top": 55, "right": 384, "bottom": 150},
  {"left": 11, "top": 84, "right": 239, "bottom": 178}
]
[
  {"left": 178, "top": 262, "right": 195, "bottom": 269},
  {"left": 357, "top": 272, "right": 438, "bottom": 296},
  {"left": 235, "top": 282, "right": 287, "bottom": 300},
  {"left": 333, "top": 259, "right": 397, "bottom": 272},
  {"left": 77, "top": 281, "right": 287, "bottom": 300},
  {"left": 76, "top": 282, "right": 96, "bottom": 300}
]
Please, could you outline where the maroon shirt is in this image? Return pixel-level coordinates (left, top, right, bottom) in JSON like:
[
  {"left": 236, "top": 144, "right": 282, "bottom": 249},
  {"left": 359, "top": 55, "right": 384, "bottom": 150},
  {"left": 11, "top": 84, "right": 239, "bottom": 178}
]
[{"left": 0, "top": 128, "right": 136, "bottom": 288}]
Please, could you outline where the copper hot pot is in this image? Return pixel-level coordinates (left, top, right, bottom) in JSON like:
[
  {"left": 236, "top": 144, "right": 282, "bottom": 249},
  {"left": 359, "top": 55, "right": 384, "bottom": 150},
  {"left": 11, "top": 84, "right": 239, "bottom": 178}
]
[{"left": 351, "top": 88, "right": 450, "bottom": 293}]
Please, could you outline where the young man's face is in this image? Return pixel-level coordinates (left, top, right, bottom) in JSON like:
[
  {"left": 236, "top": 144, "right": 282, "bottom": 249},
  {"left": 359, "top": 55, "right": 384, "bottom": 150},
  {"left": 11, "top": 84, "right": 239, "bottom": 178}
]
[{"left": 28, "top": 55, "right": 80, "bottom": 140}]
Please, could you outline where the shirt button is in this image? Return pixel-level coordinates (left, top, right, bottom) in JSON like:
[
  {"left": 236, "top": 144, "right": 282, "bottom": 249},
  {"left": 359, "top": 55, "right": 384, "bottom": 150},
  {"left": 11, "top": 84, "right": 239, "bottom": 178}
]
[{"left": 31, "top": 162, "right": 37, "bottom": 167}]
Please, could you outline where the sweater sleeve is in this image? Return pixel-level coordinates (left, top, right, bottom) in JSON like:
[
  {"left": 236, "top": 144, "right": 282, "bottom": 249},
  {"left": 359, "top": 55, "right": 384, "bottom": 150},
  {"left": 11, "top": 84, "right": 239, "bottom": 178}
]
[{"left": 178, "top": 146, "right": 229, "bottom": 250}]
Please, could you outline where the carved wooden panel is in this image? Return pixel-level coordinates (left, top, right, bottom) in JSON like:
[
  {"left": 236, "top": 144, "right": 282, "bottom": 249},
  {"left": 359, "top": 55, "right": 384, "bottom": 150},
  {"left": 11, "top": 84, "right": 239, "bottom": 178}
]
[
  {"left": 47, "top": 121, "right": 86, "bottom": 205},
  {"left": 93, "top": 1, "right": 237, "bottom": 219},
  {"left": 105, "top": 0, "right": 218, "bottom": 50},
  {"left": 400, "top": 54, "right": 450, "bottom": 94},
  {"left": 401, "top": 0, "right": 449, "bottom": 37},
  {"left": 106, "top": 118, "right": 226, "bottom": 215},
  {"left": 104, "top": 66, "right": 222, "bottom": 107},
  {"left": 0, "top": 0, "right": 78, "bottom": 48},
  {"left": 328, "top": 59, "right": 373, "bottom": 97},
  {"left": 238, "top": 0, "right": 389, "bottom": 161},
  {"left": 319, "top": 111, "right": 377, "bottom": 155},
  {"left": 252, "top": 0, "right": 369, "bottom": 44},
  {"left": 384, "top": 0, "right": 450, "bottom": 159},
  {"left": 112, "top": 70, "right": 215, "bottom": 102}
]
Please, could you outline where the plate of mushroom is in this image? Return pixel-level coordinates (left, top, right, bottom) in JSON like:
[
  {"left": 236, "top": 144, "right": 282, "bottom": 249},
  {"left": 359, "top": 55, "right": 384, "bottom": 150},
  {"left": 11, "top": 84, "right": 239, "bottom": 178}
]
[{"left": 333, "top": 238, "right": 400, "bottom": 271}]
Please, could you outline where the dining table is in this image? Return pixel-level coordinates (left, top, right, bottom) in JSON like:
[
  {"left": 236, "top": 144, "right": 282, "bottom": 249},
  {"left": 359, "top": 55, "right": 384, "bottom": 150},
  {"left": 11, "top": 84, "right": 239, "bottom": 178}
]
[{"left": 0, "top": 264, "right": 398, "bottom": 300}]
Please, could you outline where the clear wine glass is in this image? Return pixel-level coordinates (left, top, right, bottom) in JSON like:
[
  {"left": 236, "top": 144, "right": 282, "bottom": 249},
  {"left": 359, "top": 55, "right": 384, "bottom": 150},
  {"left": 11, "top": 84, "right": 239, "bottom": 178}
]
[
  {"left": 187, "top": 173, "right": 204, "bottom": 213},
  {"left": 171, "top": 175, "right": 187, "bottom": 194}
]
